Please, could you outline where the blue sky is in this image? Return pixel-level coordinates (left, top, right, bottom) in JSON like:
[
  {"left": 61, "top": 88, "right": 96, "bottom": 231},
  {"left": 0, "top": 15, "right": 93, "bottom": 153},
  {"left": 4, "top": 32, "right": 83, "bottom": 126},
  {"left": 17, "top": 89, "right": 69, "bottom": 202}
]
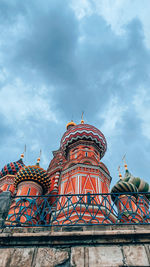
[{"left": 0, "top": 0, "right": 150, "bottom": 187}]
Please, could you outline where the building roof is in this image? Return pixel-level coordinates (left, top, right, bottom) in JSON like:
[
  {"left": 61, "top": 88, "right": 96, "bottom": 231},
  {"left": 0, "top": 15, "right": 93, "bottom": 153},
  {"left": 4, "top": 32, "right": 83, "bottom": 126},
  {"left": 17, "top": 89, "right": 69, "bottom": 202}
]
[
  {"left": 0, "top": 159, "right": 25, "bottom": 179},
  {"left": 14, "top": 165, "right": 51, "bottom": 193},
  {"left": 60, "top": 123, "right": 107, "bottom": 159}
]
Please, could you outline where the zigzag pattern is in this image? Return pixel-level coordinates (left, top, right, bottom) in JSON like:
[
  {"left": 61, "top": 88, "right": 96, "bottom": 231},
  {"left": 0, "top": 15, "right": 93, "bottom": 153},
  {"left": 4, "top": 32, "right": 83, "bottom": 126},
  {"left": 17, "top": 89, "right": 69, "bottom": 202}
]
[{"left": 61, "top": 124, "right": 107, "bottom": 158}]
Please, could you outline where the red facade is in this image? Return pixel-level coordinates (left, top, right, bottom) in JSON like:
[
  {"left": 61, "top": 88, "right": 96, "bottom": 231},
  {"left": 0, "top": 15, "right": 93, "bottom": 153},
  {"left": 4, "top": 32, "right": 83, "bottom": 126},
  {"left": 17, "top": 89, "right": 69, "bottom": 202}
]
[{"left": 0, "top": 120, "right": 149, "bottom": 225}]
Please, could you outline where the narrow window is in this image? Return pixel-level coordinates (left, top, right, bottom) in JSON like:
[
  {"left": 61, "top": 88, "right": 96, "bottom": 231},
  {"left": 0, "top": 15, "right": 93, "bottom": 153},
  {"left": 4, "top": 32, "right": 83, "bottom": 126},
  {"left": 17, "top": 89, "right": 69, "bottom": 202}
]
[
  {"left": 18, "top": 189, "right": 21, "bottom": 195},
  {"left": 7, "top": 185, "right": 10, "bottom": 191},
  {"left": 85, "top": 152, "right": 88, "bottom": 157},
  {"left": 27, "top": 188, "right": 31, "bottom": 195},
  {"left": 87, "top": 192, "right": 91, "bottom": 204}
]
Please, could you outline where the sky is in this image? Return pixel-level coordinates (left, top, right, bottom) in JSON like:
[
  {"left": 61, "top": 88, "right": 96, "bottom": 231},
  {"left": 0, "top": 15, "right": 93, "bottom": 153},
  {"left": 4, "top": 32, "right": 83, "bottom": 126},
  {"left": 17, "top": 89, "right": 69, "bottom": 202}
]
[{"left": 0, "top": 0, "right": 150, "bottom": 187}]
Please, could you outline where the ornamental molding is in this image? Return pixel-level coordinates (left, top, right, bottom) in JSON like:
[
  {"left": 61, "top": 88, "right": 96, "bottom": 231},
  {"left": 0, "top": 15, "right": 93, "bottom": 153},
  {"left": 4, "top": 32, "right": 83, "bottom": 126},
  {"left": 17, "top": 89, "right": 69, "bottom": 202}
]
[{"left": 60, "top": 163, "right": 111, "bottom": 181}]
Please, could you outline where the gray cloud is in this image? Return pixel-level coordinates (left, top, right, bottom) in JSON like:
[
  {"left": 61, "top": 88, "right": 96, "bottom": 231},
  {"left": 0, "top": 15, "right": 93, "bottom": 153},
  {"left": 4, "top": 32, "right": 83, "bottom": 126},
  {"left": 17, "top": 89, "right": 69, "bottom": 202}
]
[
  {"left": 0, "top": 1, "right": 150, "bottom": 185},
  {"left": 13, "top": 15, "right": 150, "bottom": 118},
  {"left": 0, "top": 114, "right": 12, "bottom": 142}
]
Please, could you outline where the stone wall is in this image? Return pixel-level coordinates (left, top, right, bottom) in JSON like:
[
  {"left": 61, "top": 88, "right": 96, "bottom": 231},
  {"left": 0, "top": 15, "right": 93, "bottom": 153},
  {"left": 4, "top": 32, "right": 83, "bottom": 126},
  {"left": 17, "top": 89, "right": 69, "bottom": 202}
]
[{"left": 0, "top": 225, "right": 150, "bottom": 267}]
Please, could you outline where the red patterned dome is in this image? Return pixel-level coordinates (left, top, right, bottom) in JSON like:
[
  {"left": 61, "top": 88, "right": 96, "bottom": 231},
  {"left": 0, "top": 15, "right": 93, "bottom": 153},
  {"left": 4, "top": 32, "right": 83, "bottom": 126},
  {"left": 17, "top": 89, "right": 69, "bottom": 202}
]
[
  {"left": 61, "top": 123, "right": 107, "bottom": 159},
  {"left": 14, "top": 165, "right": 50, "bottom": 193},
  {"left": 0, "top": 159, "right": 25, "bottom": 179}
]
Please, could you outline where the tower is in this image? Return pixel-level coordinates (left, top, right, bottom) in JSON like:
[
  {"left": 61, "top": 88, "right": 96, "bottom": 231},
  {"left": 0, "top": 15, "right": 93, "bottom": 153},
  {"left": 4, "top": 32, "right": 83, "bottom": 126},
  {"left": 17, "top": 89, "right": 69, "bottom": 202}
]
[
  {"left": 0, "top": 154, "right": 25, "bottom": 196},
  {"left": 48, "top": 119, "right": 116, "bottom": 224},
  {"left": 7, "top": 158, "right": 51, "bottom": 225},
  {"left": 111, "top": 161, "right": 150, "bottom": 223}
]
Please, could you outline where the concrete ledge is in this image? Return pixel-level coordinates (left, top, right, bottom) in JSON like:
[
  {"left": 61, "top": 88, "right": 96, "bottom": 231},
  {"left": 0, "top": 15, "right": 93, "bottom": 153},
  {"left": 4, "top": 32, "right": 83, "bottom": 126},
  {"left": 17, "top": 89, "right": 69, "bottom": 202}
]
[
  {"left": 0, "top": 225, "right": 150, "bottom": 247},
  {"left": 0, "top": 225, "right": 150, "bottom": 266}
]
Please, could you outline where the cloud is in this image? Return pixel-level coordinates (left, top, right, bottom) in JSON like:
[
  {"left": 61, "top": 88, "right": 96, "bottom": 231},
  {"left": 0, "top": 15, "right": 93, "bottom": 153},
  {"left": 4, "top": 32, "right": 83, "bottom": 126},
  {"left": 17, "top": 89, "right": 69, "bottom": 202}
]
[
  {"left": 0, "top": 77, "right": 57, "bottom": 124},
  {"left": 99, "top": 96, "right": 127, "bottom": 138},
  {"left": 91, "top": 0, "right": 150, "bottom": 48},
  {"left": 71, "top": 0, "right": 94, "bottom": 19},
  {"left": 1, "top": 2, "right": 149, "bottom": 120},
  {"left": 133, "top": 88, "right": 150, "bottom": 140},
  {"left": 0, "top": 0, "right": 150, "bottom": 186},
  {"left": 0, "top": 114, "right": 12, "bottom": 143}
]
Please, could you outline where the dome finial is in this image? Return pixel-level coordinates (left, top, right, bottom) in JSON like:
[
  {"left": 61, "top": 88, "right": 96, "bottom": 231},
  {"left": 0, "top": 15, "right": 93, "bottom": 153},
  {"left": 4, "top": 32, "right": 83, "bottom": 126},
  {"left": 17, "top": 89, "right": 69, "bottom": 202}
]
[
  {"left": 37, "top": 149, "right": 42, "bottom": 166},
  {"left": 20, "top": 145, "right": 26, "bottom": 159},
  {"left": 118, "top": 166, "right": 122, "bottom": 180},
  {"left": 66, "top": 120, "right": 76, "bottom": 130},
  {"left": 122, "top": 154, "right": 128, "bottom": 171},
  {"left": 81, "top": 111, "right": 84, "bottom": 124}
]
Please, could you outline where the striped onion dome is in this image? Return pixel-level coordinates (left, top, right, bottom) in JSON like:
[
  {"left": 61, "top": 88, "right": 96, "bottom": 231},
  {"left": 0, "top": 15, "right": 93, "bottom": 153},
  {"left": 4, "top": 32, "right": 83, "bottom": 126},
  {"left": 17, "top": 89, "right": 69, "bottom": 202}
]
[
  {"left": 111, "top": 181, "right": 138, "bottom": 202},
  {"left": 124, "top": 171, "right": 150, "bottom": 193},
  {"left": 124, "top": 172, "right": 150, "bottom": 200},
  {"left": 131, "top": 177, "right": 150, "bottom": 192},
  {"left": 0, "top": 159, "right": 25, "bottom": 179},
  {"left": 14, "top": 165, "right": 50, "bottom": 193},
  {"left": 60, "top": 123, "right": 107, "bottom": 159}
]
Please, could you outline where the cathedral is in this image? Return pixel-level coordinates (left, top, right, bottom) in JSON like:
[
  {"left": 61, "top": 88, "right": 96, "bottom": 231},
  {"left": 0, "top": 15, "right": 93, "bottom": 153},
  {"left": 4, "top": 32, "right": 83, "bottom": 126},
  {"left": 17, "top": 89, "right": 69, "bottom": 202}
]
[{"left": 0, "top": 119, "right": 149, "bottom": 226}]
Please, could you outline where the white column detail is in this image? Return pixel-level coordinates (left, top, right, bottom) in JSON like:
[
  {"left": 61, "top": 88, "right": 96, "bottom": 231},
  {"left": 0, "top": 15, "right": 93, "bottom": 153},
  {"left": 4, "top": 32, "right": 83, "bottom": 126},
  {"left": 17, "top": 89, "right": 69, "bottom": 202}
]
[{"left": 77, "top": 175, "right": 80, "bottom": 194}]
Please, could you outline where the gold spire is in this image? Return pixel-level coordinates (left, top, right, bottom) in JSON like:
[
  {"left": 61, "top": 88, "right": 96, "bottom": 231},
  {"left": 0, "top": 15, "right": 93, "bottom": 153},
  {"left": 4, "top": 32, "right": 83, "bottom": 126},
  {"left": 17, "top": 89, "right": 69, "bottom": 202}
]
[
  {"left": 81, "top": 112, "right": 84, "bottom": 124},
  {"left": 20, "top": 153, "right": 24, "bottom": 159},
  {"left": 122, "top": 154, "right": 128, "bottom": 171},
  {"left": 20, "top": 145, "right": 26, "bottom": 159},
  {"left": 37, "top": 150, "right": 42, "bottom": 166},
  {"left": 118, "top": 166, "right": 122, "bottom": 180}
]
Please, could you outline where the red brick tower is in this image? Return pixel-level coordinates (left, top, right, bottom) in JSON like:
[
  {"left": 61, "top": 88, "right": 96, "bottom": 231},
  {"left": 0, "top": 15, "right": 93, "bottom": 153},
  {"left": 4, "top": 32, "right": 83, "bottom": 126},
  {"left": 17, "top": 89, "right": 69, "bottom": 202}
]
[
  {"left": 7, "top": 157, "right": 51, "bottom": 225},
  {"left": 0, "top": 153, "right": 25, "bottom": 196},
  {"left": 48, "top": 119, "right": 116, "bottom": 224},
  {"left": 111, "top": 160, "right": 150, "bottom": 223}
]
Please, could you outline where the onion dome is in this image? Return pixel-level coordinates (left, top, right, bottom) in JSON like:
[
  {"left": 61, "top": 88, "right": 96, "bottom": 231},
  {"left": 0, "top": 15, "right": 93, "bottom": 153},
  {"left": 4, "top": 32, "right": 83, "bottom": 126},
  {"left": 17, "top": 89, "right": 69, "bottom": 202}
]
[
  {"left": 124, "top": 170, "right": 134, "bottom": 182},
  {"left": 14, "top": 165, "right": 50, "bottom": 193},
  {"left": 61, "top": 123, "right": 107, "bottom": 159},
  {"left": 127, "top": 176, "right": 150, "bottom": 200},
  {"left": 66, "top": 120, "right": 76, "bottom": 130},
  {"left": 111, "top": 181, "right": 138, "bottom": 194},
  {"left": 111, "top": 181, "right": 138, "bottom": 202},
  {"left": 129, "top": 177, "right": 149, "bottom": 192},
  {"left": 123, "top": 164, "right": 150, "bottom": 197},
  {"left": 0, "top": 159, "right": 25, "bottom": 179}
]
